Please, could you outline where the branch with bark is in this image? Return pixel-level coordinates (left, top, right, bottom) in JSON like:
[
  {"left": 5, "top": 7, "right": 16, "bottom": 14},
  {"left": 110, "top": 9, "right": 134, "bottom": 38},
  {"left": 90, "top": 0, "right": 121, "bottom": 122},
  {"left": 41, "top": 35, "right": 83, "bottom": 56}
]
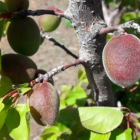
[
  {"left": 40, "top": 31, "right": 78, "bottom": 59},
  {"left": 99, "top": 20, "right": 140, "bottom": 35},
  {"left": 30, "top": 59, "right": 84, "bottom": 87}
]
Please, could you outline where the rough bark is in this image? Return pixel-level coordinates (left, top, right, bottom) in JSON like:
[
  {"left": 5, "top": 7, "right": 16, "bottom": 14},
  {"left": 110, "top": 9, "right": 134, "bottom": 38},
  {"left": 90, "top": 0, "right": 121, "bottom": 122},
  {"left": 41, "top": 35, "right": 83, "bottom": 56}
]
[{"left": 64, "top": 0, "right": 115, "bottom": 106}]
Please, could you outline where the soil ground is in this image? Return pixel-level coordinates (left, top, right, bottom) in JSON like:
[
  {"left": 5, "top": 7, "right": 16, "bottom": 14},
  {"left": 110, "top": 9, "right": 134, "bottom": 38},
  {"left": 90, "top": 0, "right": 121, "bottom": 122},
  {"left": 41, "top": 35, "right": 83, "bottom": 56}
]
[{"left": 0, "top": 0, "right": 84, "bottom": 139}]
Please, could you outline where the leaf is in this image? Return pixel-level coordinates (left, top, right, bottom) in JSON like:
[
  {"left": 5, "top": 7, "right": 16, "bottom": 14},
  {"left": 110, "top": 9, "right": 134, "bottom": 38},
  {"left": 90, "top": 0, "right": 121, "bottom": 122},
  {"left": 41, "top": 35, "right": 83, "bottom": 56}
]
[
  {"left": 40, "top": 126, "right": 61, "bottom": 140},
  {"left": 89, "top": 131, "right": 111, "bottom": 140},
  {"left": 0, "top": 98, "right": 4, "bottom": 112},
  {"left": 0, "top": 124, "right": 13, "bottom": 140},
  {"left": 0, "top": 50, "right": 1, "bottom": 71},
  {"left": 65, "top": 87, "right": 87, "bottom": 107},
  {"left": 0, "top": 76, "right": 12, "bottom": 97},
  {"left": 110, "top": 128, "right": 132, "bottom": 140},
  {"left": 62, "top": 18, "right": 73, "bottom": 28},
  {"left": 78, "top": 69, "right": 86, "bottom": 80},
  {"left": 17, "top": 83, "right": 31, "bottom": 95},
  {"left": 6, "top": 104, "right": 30, "bottom": 140},
  {"left": 60, "top": 85, "right": 72, "bottom": 100},
  {"left": 59, "top": 99, "right": 66, "bottom": 110},
  {"left": 78, "top": 107, "right": 123, "bottom": 133},
  {"left": 0, "top": 1, "right": 9, "bottom": 14},
  {"left": 0, "top": 106, "right": 9, "bottom": 129},
  {"left": 0, "top": 19, "right": 6, "bottom": 40}
]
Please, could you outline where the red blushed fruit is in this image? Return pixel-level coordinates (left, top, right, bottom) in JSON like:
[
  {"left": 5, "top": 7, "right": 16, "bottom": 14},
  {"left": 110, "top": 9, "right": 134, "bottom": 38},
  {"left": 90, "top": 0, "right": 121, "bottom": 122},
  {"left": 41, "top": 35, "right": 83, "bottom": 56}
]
[
  {"left": 29, "top": 82, "right": 60, "bottom": 126},
  {"left": 103, "top": 34, "right": 140, "bottom": 88}
]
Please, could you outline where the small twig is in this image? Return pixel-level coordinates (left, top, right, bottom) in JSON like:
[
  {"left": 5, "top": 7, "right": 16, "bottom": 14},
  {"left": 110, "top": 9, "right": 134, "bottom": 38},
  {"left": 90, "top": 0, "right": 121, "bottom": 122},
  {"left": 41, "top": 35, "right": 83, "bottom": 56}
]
[
  {"left": 2, "top": 90, "right": 18, "bottom": 100},
  {"left": 40, "top": 31, "right": 78, "bottom": 59},
  {"left": 30, "top": 59, "right": 84, "bottom": 86},
  {"left": 101, "top": 0, "right": 124, "bottom": 26},
  {"left": 99, "top": 20, "right": 140, "bottom": 35},
  {"left": 0, "top": 8, "right": 67, "bottom": 21}
]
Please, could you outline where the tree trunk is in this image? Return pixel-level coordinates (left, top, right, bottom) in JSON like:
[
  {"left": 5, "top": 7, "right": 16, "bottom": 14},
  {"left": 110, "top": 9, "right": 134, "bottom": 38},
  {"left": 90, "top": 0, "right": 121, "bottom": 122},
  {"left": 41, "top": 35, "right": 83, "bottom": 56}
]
[{"left": 64, "top": 0, "right": 115, "bottom": 106}]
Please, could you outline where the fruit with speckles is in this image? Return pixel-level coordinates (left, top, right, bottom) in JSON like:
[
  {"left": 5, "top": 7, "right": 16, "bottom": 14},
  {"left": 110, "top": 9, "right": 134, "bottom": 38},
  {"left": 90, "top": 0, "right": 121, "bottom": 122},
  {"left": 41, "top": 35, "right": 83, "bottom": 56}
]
[
  {"left": 0, "top": 53, "right": 37, "bottom": 84},
  {"left": 103, "top": 34, "right": 140, "bottom": 88},
  {"left": 38, "top": 7, "right": 61, "bottom": 32},
  {"left": 4, "top": 0, "right": 29, "bottom": 12},
  {"left": 7, "top": 17, "right": 40, "bottom": 56},
  {"left": 29, "top": 82, "right": 60, "bottom": 126}
]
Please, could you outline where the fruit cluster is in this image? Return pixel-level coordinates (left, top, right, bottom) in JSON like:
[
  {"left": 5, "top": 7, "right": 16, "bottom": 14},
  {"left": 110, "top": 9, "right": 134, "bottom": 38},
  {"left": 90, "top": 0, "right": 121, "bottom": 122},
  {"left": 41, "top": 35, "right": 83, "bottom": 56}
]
[{"left": 0, "top": 0, "right": 61, "bottom": 126}]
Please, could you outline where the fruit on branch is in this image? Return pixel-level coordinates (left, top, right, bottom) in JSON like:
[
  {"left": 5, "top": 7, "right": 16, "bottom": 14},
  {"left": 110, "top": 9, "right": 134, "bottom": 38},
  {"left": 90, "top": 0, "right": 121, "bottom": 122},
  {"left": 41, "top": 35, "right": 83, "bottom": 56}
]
[
  {"left": 38, "top": 7, "right": 61, "bottom": 32},
  {"left": 103, "top": 34, "right": 140, "bottom": 88},
  {"left": 35, "top": 69, "right": 54, "bottom": 85},
  {"left": 0, "top": 53, "right": 37, "bottom": 84},
  {"left": 29, "top": 82, "right": 60, "bottom": 126},
  {"left": 4, "top": 0, "right": 29, "bottom": 12},
  {"left": 7, "top": 17, "right": 40, "bottom": 56}
]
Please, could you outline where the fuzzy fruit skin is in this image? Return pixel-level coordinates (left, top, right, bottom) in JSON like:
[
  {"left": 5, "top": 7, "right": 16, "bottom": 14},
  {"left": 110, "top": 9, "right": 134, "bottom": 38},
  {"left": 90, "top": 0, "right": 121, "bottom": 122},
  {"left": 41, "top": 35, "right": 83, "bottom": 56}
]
[
  {"left": 38, "top": 14, "right": 61, "bottom": 32},
  {"left": 103, "top": 34, "right": 140, "bottom": 88},
  {"left": 7, "top": 17, "right": 40, "bottom": 56},
  {"left": 1, "top": 54, "right": 37, "bottom": 84},
  {"left": 4, "top": 0, "right": 29, "bottom": 12},
  {"left": 29, "top": 82, "right": 60, "bottom": 126}
]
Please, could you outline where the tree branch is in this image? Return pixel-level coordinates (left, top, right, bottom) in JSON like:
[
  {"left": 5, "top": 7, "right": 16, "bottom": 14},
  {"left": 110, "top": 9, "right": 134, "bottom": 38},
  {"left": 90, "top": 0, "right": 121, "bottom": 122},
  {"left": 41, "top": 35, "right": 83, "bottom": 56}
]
[
  {"left": 101, "top": 0, "right": 124, "bottom": 26},
  {"left": 0, "top": 8, "right": 68, "bottom": 21},
  {"left": 40, "top": 31, "right": 78, "bottom": 59},
  {"left": 30, "top": 59, "right": 84, "bottom": 86},
  {"left": 99, "top": 20, "right": 140, "bottom": 35}
]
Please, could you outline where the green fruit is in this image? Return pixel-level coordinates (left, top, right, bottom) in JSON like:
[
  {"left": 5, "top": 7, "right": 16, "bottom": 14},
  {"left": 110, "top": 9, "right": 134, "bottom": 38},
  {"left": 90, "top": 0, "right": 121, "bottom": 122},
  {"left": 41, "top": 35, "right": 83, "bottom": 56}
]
[
  {"left": 4, "top": 0, "right": 29, "bottom": 12},
  {"left": 38, "top": 14, "right": 61, "bottom": 32},
  {"left": 35, "top": 69, "right": 54, "bottom": 85},
  {"left": 103, "top": 34, "right": 140, "bottom": 88},
  {"left": 1, "top": 53, "right": 37, "bottom": 84},
  {"left": 29, "top": 82, "right": 60, "bottom": 126},
  {"left": 7, "top": 17, "right": 40, "bottom": 56}
]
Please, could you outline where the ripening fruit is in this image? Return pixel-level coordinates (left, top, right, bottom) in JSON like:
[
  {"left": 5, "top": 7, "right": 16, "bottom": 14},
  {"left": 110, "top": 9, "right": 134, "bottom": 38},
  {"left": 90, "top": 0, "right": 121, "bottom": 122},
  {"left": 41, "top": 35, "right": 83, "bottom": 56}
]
[
  {"left": 4, "top": 0, "right": 29, "bottom": 12},
  {"left": 35, "top": 69, "right": 54, "bottom": 85},
  {"left": 29, "top": 82, "right": 60, "bottom": 126},
  {"left": 0, "top": 53, "right": 37, "bottom": 84},
  {"left": 7, "top": 17, "right": 40, "bottom": 56},
  {"left": 38, "top": 7, "right": 61, "bottom": 32},
  {"left": 103, "top": 34, "right": 140, "bottom": 88}
]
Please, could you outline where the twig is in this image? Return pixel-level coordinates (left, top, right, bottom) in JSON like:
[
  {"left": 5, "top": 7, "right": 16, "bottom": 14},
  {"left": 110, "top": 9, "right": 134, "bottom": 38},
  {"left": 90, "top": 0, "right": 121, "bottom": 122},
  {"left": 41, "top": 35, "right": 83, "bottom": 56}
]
[
  {"left": 101, "top": 0, "right": 124, "bottom": 26},
  {"left": 40, "top": 31, "right": 78, "bottom": 59},
  {"left": 30, "top": 59, "right": 84, "bottom": 86},
  {"left": 0, "top": 8, "right": 67, "bottom": 21},
  {"left": 99, "top": 20, "right": 140, "bottom": 35}
]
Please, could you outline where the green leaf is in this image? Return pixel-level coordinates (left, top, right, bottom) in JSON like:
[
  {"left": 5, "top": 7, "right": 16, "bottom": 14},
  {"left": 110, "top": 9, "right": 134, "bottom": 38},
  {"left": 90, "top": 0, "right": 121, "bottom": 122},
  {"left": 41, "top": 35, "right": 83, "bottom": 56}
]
[
  {"left": 59, "top": 99, "right": 66, "bottom": 110},
  {"left": 0, "top": 1, "right": 9, "bottom": 14},
  {"left": 0, "top": 124, "right": 13, "bottom": 140},
  {"left": 89, "top": 131, "right": 111, "bottom": 140},
  {"left": 62, "top": 18, "right": 73, "bottom": 28},
  {"left": 40, "top": 126, "right": 61, "bottom": 140},
  {"left": 0, "top": 50, "right": 1, "bottom": 71},
  {"left": 0, "top": 19, "right": 6, "bottom": 40},
  {"left": 60, "top": 85, "right": 72, "bottom": 100},
  {"left": 0, "top": 76, "right": 12, "bottom": 97},
  {"left": 6, "top": 104, "right": 30, "bottom": 140},
  {"left": 78, "top": 69, "right": 86, "bottom": 80},
  {"left": 78, "top": 107, "right": 123, "bottom": 133},
  {"left": 0, "top": 98, "right": 4, "bottom": 112},
  {"left": 17, "top": 83, "right": 31, "bottom": 95},
  {"left": 0, "top": 106, "right": 9, "bottom": 129},
  {"left": 65, "top": 87, "right": 87, "bottom": 107},
  {"left": 110, "top": 128, "right": 132, "bottom": 140}
]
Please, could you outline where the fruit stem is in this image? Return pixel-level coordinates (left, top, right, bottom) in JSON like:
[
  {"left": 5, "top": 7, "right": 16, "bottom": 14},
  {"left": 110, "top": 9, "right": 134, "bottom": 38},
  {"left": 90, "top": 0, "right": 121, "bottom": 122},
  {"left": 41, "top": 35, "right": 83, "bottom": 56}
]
[{"left": 2, "top": 89, "right": 18, "bottom": 100}]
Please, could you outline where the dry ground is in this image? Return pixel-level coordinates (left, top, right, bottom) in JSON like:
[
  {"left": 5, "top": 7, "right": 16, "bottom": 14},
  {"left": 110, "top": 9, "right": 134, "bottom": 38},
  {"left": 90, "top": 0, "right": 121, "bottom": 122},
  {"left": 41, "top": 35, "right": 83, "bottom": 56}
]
[{"left": 0, "top": 0, "right": 84, "bottom": 139}]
